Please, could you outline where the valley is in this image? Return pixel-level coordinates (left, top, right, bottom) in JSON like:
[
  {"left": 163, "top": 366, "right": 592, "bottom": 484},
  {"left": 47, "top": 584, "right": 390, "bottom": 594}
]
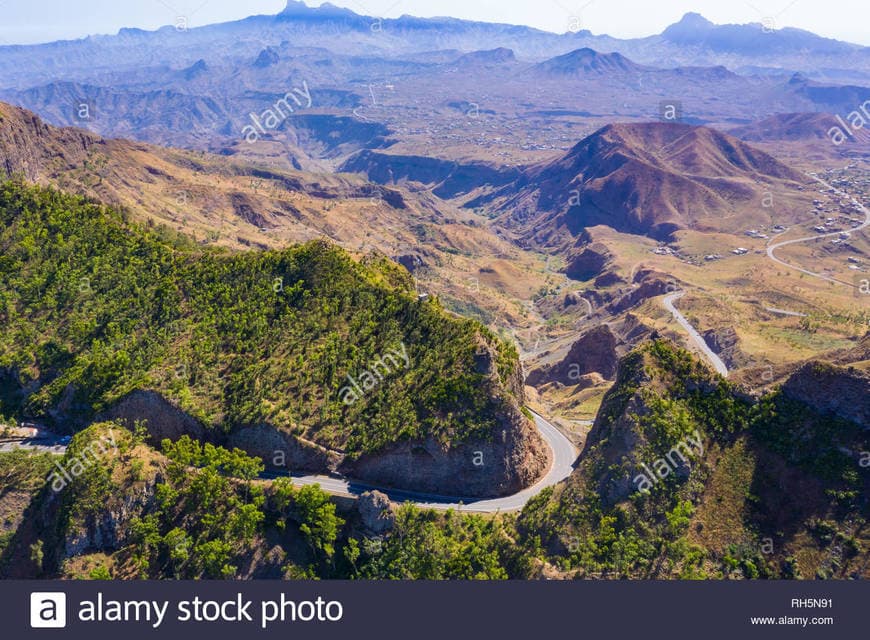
[{"left": 0, "top": 1, "right": 867, "bottom": 583}]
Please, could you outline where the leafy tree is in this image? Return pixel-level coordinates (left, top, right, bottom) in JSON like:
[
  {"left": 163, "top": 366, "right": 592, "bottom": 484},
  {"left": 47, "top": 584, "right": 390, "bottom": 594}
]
[{"left": 294, "top": 485, "right": 344, "bottom": 559}]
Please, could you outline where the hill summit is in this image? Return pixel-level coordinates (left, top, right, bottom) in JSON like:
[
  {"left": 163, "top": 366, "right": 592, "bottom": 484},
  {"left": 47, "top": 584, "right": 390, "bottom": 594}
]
[
  {"left": 533, "top": 48, "right": 645, "bottom": 76},
  {"left": 483, "top": 121, "right": 807, "bottom": 245}
]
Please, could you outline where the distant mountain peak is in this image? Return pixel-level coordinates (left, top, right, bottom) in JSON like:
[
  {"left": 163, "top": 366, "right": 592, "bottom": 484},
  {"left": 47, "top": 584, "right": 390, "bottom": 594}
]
[
  {"left": 456, "top": 47, "right": 516, "bottom": 65},
  {"left": 671, "top": 12, "right": 715, "bottom": 31},
  {"left": 662, "top": 11, "right": 857, "bottom": 54},
  {"left": 116, "top": 27, "right": 149, "bottom": 37},
  {"left": 182, "top": 59, "right": 209, "bottom": 80},
  {"left": 490, "top": 121, "right": 805, "bottom": 244},
  {"left": 534, "top": 48, "right": 644, "bottom": 76},
  {"left": 280, "top": 0, "right": 310, "bottom": 14},
  {"left": 278, "top": 1, "right": 360, "bottom": 20}
]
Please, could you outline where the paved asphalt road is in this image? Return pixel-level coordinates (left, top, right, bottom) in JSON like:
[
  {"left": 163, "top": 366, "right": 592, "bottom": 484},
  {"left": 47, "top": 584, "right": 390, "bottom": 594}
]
[
  {"left": 766, "top": 174, "right": 869, "bottom": 287},
  {"left": 262, "top": 410, "right": 578, "bottom": 512},
  {"left": 2, "top": 411, "right": 577, "bottom": 513},
  {"left": 662, "top": 291, "right": 730, "bottom": 377},
  {"left": 0, "top": 428, "right": 67, "bottom": 454}
]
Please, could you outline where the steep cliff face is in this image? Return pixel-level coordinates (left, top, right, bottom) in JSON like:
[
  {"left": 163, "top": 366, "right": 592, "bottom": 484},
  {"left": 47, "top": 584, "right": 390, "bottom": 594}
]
[
  {"left": 0, "top": 425, "right": 164, "bottom": 577},
  {"left": 702, "top": 327, "right": 745, "bottom": 370},
  {"left": 0, "top": 102, "right": 102, "bottom": 181},
  {"left": 0, "top": 424, "right": 326, "bottom": 579},
  {"left": 61, "top": 475, "right": 160, "bottom": 559},
  {"left": 343, "top": 403, "right": 548, "bottom": 498},
  {"left": 579, "top": 347, "right": 669, "bottom": 506},
  {"left": 98, "top": 350, "right": 545, "bottom": 498},
  {"left": 527, "top": 325, "right": 620, "bottom": 387},
  {"left": 343, "top": 425, "right": 546, "bottom": 497},
  {"left": 782, "top": 362, "right": 870, "bottom": 428},
  {"left": 102, "top": 390, "right": 206, "bottom": 442},
  {"left": 563, "top": 243, "right": 612, "bottom": 281},
  {"left": 285, "top": 114, "right": 394, "bottom": 160},
  {"left": 226, "top": 424, "right": 341, "bottom": 473},
  {"left": 341, "top": 338, "right": 548, "bottom": 498}
]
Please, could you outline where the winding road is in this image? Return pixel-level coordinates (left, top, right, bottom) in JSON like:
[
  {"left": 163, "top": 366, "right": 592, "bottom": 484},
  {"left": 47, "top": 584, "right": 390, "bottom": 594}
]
[
  {"left": 262, "top": 410, "right": 576, "bottom": 512},
  {"left": 662, "top": 291, "right": 729, "bottom": 377},
  {"left": 1, "top": 411, "right": 577, "bottom": 513},
  {"left": 766, "top": 174, "right": 870, "bottom": 288},
  {"left": 658, "top": 175, "right": 869, "bottom": 378}
]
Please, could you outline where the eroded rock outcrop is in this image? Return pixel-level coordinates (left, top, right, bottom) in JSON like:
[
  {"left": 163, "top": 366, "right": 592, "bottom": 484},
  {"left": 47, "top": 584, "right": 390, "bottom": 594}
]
[
  {"left": 63, "top": 476, "right": 160, "bottom": 558},
  {"left": 341, "top": 150, "right": 521, "bottom": 199},
  {"left": 563, "top": 243, "right": 612, "bottom": 281},
  {"left": 782, "top": 362, "right": 870, "bottom": 428},
  {"left": 342, "top": 341, "right": 548, "bottom": 498},
  {"left": 702, "top": 326, "right": 745, "bottom": 370},
  {"left": 227, "top": 424, "right": 341, "bottom": 473},
  {"left": 393, "top": 253, "right": 426, "bottom": 273},
  {"left": 102, "top": 390, "right": 205, "bottom": 441},
  {"left": 341, "top": 418, "right": 547, "bottom": 498},
  {"left": 607, "top": 273, "right": 672, "bottom": 314},
  {"left": 526, "top": 325, "right": 620, "bottom": 387}
]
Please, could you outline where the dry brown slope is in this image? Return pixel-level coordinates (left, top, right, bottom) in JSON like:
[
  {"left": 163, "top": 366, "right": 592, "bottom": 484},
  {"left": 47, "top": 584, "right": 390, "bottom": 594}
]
[{"left": 486, "top": 122, "right": 811, "bottom": 247}]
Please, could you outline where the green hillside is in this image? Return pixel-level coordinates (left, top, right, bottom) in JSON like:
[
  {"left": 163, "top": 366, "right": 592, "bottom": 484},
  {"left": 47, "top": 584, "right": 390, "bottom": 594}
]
[
  {"left": 0, "top": 423, "right": 520, "bottom": 579},
  {"left": 0, "top": 179, "right": 520, "bottom": 456},
  {"left": 516, "top": 340, "right": 869, "bottom": 579},
  {"left": 2, "top": 340, "right": 866, "bottom": 580}
]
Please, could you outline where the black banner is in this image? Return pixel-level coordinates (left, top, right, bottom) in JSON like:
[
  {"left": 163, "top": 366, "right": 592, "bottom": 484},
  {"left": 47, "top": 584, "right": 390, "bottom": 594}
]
[{"left": 7, "top": 580, "right": 866, "bottom": 639}]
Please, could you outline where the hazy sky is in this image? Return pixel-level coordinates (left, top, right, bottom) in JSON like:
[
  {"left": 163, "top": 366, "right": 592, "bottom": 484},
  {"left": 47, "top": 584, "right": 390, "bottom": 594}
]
[{"left": 0, "top": 0, "right": 867, "bottom": 46}]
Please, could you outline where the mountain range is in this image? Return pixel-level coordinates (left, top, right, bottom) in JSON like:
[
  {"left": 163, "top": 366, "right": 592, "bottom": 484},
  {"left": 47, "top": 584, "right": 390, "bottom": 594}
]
[
  {"left": 1, "top": 5, "right": 867, "bottom": 87},
  {"left": 0, "top": 2, "right": 867, "bottom": 163},
  {"left": 0, "top": 3, "right": 868, "bottom": 583}
]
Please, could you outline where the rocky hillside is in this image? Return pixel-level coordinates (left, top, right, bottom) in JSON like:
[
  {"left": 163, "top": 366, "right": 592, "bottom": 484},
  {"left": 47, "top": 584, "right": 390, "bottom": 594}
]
[
  {"left": 731, "top": 112, "right": 870, "bottom": 144},
  {"left": 5, "top": 340, "right": 864, "bottom": 581},
  {"left": 0, "top": 100, "right": 416, "bottom": 251},
  {"left": 0, "top": 180, "right": 547, "bottom": 497},
  {"left": 1, "top": 424, "right": 347, "bottom": 579},
  {"left": 479, "top": 122, "right": 810, "bottom": 246},
  {"left": 532, "top": 48, "right": 647, "bottom": 76},
  {"left": 517, "top": 340, "right": 869, "bottom": 579},
  {"left": 782, "top": 361, "right": 870, "bottom": 428},
  {"left": 526, "top": 325, "right": 621, "bottom": 387}
]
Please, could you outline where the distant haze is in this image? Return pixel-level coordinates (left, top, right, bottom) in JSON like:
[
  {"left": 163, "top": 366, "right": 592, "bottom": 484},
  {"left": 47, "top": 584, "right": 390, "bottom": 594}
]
[{"left": 0, "top": 0, "right": 867, "bottom": 46}]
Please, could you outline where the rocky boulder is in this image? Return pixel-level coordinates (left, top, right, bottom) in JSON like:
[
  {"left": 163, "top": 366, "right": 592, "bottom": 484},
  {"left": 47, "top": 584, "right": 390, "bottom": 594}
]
[
  {"left": 394, "top": 253, "right": 426, "bottom": 273},
  {"left": 253, "top": 47, "right": 280, "bottom": 68},
  {"left": 357, "top": 491, "right": 395, "bottom": 534}
]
